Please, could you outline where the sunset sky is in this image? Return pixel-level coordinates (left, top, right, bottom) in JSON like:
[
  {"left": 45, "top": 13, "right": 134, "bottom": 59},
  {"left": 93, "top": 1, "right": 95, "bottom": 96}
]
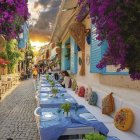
[{"left": 28, "top": 0, "right": 61, "bottom": 44}]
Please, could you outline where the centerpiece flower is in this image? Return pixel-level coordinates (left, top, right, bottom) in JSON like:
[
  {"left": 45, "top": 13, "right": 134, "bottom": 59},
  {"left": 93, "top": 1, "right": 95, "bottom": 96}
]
[
  {"left": 46, "top": 74, "right": 50, "bottom": 80},
  {"left": 61, "top": 103, "right": 71, "bottom": 117},
  {"left": 51, "top": 88, "right": 59, "bottom": 97},
  {"left": 49, "top": 79, "right": 55, "bottom": 87}
]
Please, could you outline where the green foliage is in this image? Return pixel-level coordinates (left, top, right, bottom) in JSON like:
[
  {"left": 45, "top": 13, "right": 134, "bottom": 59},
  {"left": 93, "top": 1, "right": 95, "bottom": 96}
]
[
  {"left": 6, "top": 40, "right": 22, "bottom": 73},
  {"left": 0, "top": 52, "right": 8, "bottom": 59},
  {"left": 56, "top": 41, "right": 62, "bottom": 47},
  {"left": 46, "top": 74, "right": 50, "bottom": 80},
  {"left": 84, "top": 133, "right": 106, "bottom": 140},
  {"left": 52, "top": 88, "right": 59, "bottom": 97},
  {"left": 49, "top": 79, "right": 55, "bottom": 87},
  {"left": 61, "top": 103, "right": 71, "bottom": 114},
  {"left": 26, "top": 49, "right": 34, "bottom": 58}
]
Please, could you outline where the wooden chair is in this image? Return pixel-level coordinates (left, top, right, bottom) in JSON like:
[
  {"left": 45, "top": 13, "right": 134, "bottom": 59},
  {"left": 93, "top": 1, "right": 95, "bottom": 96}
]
[
  {"left": 1, "top": 75, "right": 10, "bottom": 90},
  {"left": 0, "top": 81, "right": 6, "bottom": 99}
]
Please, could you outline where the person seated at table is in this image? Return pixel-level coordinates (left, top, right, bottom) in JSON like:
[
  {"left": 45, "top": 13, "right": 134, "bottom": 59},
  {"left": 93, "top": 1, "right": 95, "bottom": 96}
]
[
  {"left": 48, "top": 67, "right": 52, "bottom": 75},
  {"left": 58, "top": 71, "right": 63, "bottom": 83},
  {"left": 61, "top": 71, "right": 71, "bottom": 88}
]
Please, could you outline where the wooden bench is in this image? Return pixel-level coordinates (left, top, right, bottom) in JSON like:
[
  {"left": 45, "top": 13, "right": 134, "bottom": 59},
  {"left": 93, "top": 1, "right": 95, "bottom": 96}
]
[{"left": 66, "top": 86, "right": 140, "bottom": 140}]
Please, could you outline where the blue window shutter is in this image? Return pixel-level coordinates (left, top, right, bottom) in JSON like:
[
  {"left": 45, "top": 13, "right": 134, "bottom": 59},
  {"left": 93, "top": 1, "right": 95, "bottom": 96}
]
[
  {"left": 61, "top": 44, "right": 70, "bottom": 70},
  {"left": 90, "top": 24, "right": 103, "bottom": 73},
  {"left": 23, "top": 24, "right": 28, "bottom": 43},
  {"left": 61, "top": 44, "right": 66, "bottom": 70},
  {"left": 18, "top": 38, "right": 26, "bottom": 49},
  {"left": 65, "top": 48, "right": 70, "bottom": 70},
  {"left": 90, "top": 24, "right": 128, "bottom": 75},
  {"left": 100, "top": 40, "right": 108, "bottom": 73},
  {"left": 70, "top": 37, "right": 78, "bottom": 74}
]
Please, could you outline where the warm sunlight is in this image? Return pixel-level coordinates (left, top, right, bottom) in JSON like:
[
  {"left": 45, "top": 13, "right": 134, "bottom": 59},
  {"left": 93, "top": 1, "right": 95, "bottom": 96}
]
[
  {"left": 30, "top": 41, "right": 49, "bottom": 48},
  {"left": 0, "top": 1, "right": 139, "bottom": 140}
]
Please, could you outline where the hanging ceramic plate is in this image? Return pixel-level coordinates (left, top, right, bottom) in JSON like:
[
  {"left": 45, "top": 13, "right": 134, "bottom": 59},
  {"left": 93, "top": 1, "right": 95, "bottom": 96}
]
[{"left": 86, "top": 32, "right": 91, "bottom": 45}]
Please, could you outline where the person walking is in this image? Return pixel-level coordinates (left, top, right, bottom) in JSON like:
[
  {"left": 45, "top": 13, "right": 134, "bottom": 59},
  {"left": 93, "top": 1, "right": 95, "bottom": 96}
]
[
  {"left": 32, "top": 65, "right": 38, "bottom": 80},
  {"left": 38, "top": 66, "right": 43, "bottom": 79}
]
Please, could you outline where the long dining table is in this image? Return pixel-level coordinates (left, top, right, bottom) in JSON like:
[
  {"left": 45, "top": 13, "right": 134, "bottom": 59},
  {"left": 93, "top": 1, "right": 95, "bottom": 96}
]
[{"left": 34, "top": 75, "right": 119, "bottom": 140}]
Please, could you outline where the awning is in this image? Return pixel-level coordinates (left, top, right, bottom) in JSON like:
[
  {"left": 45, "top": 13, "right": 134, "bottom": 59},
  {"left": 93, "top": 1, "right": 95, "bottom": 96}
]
[{"left": 0, "top": 58, "right": 10, "bottom": 65}]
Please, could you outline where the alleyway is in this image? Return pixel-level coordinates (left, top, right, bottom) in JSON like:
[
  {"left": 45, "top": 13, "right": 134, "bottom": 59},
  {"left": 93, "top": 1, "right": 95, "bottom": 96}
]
[{"left": 0, "top": 79, "right": 39, "bottom": 140}]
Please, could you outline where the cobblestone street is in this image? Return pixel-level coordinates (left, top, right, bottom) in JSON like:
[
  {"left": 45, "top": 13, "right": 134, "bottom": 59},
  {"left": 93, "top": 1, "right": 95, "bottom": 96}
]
[{"left": 0, "top": 79, "right": 39, "bottom": 140}]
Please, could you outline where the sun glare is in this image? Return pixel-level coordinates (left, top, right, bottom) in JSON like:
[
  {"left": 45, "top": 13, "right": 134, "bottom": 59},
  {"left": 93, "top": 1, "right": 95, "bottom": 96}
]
[{"left": 30, "top": 41, "right": 49, "bottom": 47}]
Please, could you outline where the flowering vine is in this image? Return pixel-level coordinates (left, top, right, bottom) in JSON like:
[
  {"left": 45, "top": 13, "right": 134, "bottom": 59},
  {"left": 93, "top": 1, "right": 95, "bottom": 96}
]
[
  {"left": 78, "top": 0, "right": 140, "bottom": 80},
  {"left": 0, "top": 0, "right": 30, "bottom": 39},
  {"left": 77, "top": 0, "right": 89, "bottom": 21}
]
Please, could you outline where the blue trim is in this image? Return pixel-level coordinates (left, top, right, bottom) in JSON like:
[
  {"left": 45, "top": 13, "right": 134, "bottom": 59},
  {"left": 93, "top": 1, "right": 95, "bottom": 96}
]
[
  {"left": 18, "top": 38, "right": 26, "bottom": 48},
  {"left": 90, "top": 24, "right": 129, "bottom": 75},
  {"left": 70, "top": 37, "right": 78, "bottom": 74},
  {"left": 65, "top": 37, "right": 70, "bottom": 45},
  {"left": 61, "top": 43, "right": 70, "bottom": 71},
  {"left": 102, "top": 72, "right": 128, "bottom": 75},
  {"left": 90, "top": 24, "right": 104, "bottom": 73}
]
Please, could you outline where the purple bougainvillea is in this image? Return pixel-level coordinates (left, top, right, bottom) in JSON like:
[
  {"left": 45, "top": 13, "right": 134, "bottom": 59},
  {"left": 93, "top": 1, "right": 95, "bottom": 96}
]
[
  {"left": 0, "top": 0, "right": 30, "bottom": 39},
  {"left": 78, "top": 0, "right": 140, "bottom": 80}
]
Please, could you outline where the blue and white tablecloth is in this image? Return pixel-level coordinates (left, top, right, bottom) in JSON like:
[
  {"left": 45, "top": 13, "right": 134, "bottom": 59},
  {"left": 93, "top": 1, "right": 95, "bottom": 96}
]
[
  {"left": 39, "top": 96, "right": 77, "bottom": 108},
  {"left": 39, "top": 106, "right": 109, "bottom": 140},
  {"left": 36, "top": 75, "right": 119, "bottom": 140}
]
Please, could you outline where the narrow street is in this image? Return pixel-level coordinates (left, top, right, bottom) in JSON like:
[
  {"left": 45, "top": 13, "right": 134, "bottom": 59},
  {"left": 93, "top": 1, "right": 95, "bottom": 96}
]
[{"left": 0, "top": 79, "right": 39, "bottom": 140}]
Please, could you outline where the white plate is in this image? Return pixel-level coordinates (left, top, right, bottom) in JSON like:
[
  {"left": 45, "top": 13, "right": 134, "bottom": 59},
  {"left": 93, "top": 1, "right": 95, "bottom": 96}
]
[
  {"left": 41, "top": 112, "right": 57, "bottom": 121},
  {"left": 79, "top": 113, "right": 96, "bottom": 121},
  {"left": 65, "top": 98, "right": 75, "bottom": 103}
]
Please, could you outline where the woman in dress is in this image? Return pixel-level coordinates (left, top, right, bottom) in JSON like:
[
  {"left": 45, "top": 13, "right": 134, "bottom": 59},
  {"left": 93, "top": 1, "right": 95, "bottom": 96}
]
[
  {"left": 32, "top": 65, "right": 38, "bottom": 80},
  {"left": 61, "top": 71, "right": 71, "bottom": 88}
]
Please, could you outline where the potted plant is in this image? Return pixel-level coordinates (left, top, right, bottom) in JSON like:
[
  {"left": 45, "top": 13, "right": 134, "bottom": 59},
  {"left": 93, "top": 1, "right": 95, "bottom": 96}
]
[
  {"left": 61, "top": 103, "right": 71, "bottom": 117},
  {"left": 84, "top": 133, "right": 106, "bottom": 140},
  {"left": 52, "top": 88, "right": 59, "bottom": 97},
  {"left": 49, "top": 79, "right": 55, "bottom": 87},
  {"left": 46, "top": 74, "right": 49, "bottom": 80}
]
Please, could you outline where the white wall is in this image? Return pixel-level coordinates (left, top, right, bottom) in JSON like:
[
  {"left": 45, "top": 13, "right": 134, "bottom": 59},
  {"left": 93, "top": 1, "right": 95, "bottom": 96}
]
[{"left": 73, "top": 17, "right": 140, "bottom": 106}]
